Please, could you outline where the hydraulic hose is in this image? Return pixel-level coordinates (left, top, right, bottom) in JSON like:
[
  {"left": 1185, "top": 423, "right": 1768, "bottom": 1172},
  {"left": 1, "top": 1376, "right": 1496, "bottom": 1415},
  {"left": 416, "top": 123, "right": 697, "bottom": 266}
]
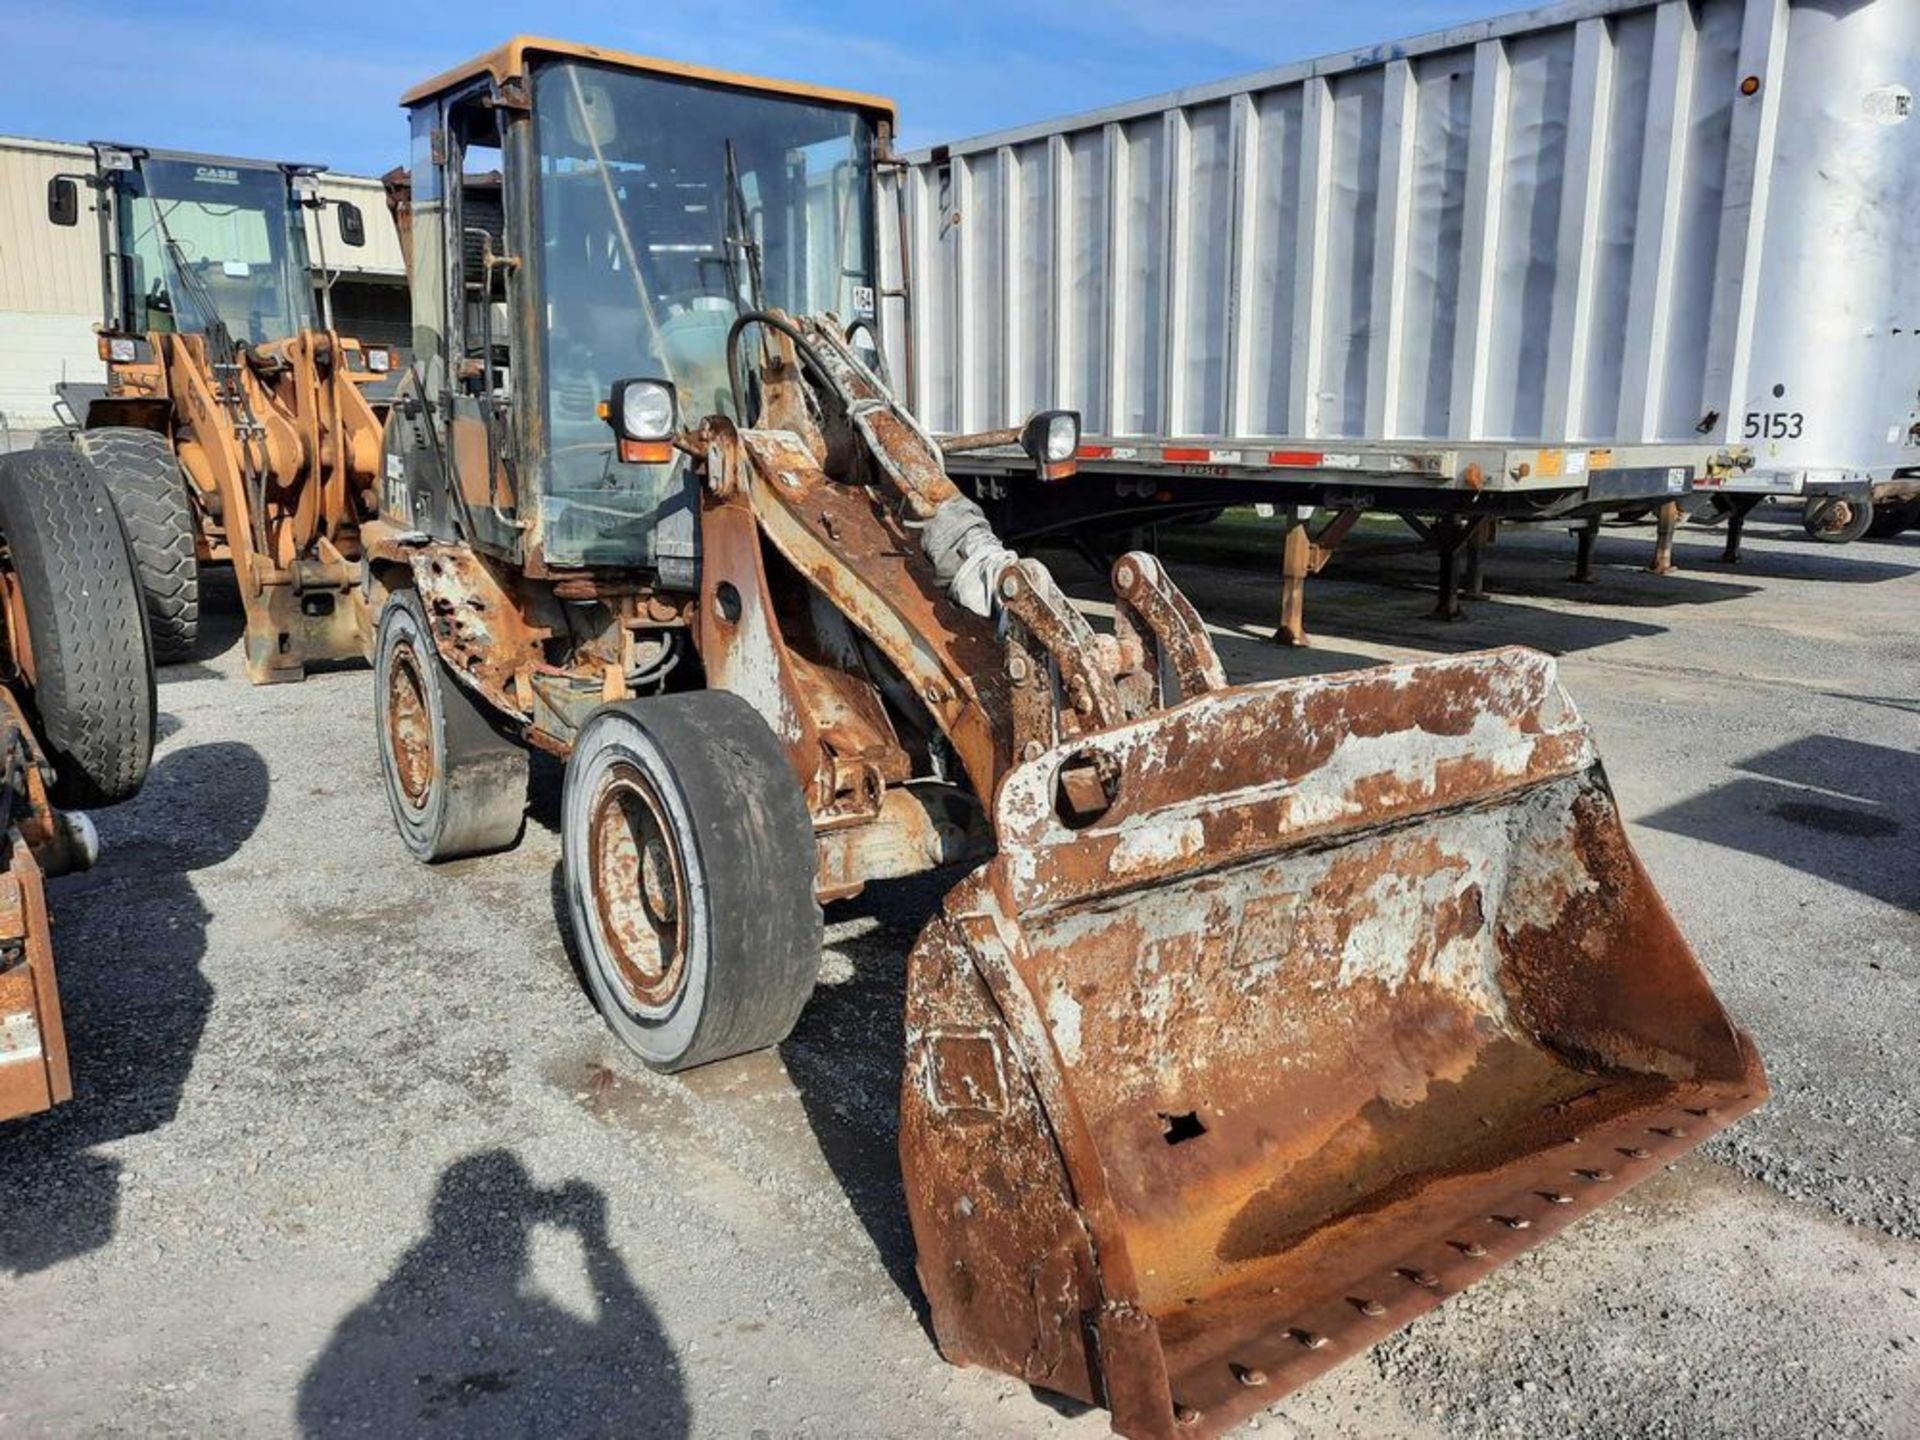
[{"left": 724, "top": 311, "right": 839, "bottom": 425}]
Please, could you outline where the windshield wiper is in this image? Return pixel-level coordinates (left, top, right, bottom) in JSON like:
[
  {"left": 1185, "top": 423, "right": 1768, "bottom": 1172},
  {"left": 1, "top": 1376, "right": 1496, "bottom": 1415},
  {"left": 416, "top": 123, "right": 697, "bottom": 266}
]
[
  {"left": 722, "top": 139, "right": 764, "bottom": 313},
  {"left": 150, "top": 198, "right": 237, "bottom": 364}
]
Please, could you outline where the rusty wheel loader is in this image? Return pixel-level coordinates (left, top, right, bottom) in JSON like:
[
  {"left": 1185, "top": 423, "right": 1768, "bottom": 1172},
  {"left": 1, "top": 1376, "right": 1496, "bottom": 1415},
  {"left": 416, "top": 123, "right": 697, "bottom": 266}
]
[
  {"left": 43, "top": 144, "right": 396, "bottom": 682},
  {"left": 365, "top": 39, "right": 1766, "bottom": 1438},
  {"left": 0, "top": 444, "right": 155, "bottom": 1121}
]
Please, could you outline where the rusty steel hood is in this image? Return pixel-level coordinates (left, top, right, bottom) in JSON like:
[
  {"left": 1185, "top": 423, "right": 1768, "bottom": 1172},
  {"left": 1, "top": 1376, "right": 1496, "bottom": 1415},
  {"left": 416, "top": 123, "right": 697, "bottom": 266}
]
[{"left": 899, "top": 647, "right": 1765, "bottom": 1439}]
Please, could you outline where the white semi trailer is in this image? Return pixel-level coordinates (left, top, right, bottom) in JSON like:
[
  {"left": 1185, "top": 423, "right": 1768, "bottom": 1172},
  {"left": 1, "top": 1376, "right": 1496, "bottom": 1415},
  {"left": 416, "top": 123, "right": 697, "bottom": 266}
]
[{"left": 881, "top": 0, "right": 1918, "bottom": 579}]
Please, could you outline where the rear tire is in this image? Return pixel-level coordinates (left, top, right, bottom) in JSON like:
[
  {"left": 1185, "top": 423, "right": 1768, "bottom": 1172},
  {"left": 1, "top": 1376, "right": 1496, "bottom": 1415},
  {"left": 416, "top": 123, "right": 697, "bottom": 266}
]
[
  {"left": 0, "top": 448, "right": 155, "bottom": 807},
  {"left": 73, "top": 427, "right": 200, "bottom": 664},
  {"left": 562, "top": 691, "right": 822, "bottom": 1072},
  {"left": 374, "top": 589, "right": 527, "bottom": 861},
  {"left": 1803, "top": 495, "right": 1874, "bottom": 544}
]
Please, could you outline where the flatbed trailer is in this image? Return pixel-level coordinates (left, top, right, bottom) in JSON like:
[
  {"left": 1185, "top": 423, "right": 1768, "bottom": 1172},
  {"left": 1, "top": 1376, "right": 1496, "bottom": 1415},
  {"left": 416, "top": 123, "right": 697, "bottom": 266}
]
[{"left": 947, "top": 432, "right": 1742, "bottom": 636}]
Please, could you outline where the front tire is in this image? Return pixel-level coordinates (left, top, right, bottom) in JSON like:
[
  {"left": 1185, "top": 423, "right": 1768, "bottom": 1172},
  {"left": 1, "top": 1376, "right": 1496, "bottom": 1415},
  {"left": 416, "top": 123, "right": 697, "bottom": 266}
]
[
  {"left": 73, "top": 428, "right": 200, "bottom": 664},
  {"left": 0, "top": 448, "right": 154, "bottom": 807},
  {"left": 374, "top": 590, "right": 527, "bottom": 861},
  {"left": 562, "top": 691, "right": 822, "bottom": 1072}
]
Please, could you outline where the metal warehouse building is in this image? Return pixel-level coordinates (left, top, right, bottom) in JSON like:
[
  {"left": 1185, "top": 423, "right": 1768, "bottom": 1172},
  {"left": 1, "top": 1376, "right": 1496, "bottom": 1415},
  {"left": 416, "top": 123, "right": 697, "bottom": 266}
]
[{"left": 0, "top": 135, "right": 407, "bottom": 434}]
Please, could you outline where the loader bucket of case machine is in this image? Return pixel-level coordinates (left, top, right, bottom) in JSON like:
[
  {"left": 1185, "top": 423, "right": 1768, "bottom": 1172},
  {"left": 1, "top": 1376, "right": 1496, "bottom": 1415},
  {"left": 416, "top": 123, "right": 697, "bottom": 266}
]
[{"left": 900, "top": 647, "right": 1765, "bottom": 1440}]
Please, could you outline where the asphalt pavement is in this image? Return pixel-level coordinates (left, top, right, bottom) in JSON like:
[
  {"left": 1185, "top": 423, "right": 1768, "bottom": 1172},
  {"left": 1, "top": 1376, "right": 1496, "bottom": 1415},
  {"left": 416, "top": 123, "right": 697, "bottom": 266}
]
[{"left": 0, "top": 506, "right": 1914, "bottom": 1438}]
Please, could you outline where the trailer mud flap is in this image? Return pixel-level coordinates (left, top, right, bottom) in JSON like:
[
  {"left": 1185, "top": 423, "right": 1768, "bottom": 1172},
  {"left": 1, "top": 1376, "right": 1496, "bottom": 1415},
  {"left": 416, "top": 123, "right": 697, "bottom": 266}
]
[{"left": 900, "top": 649, "right": 1765, "bottom": 1439}]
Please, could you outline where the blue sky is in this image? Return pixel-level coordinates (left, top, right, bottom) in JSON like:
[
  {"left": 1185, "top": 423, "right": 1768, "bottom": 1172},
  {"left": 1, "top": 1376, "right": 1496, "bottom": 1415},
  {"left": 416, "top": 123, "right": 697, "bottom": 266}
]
[{"left": 0, "top": 0, "right": 1509, "bottom": 172}]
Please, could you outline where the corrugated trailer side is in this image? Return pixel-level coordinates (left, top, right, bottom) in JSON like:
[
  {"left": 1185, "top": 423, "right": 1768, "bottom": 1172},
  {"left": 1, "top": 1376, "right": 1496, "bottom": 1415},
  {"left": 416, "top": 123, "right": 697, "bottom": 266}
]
[{"left": 884, "top": 0, "right": 1920, "bottom": 495}]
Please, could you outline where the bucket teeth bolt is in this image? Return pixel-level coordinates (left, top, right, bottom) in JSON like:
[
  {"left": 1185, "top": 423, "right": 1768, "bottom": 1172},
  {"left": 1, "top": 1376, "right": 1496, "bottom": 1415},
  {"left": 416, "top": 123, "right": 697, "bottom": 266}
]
[
  {"left": 1496, "top": 1215, "right": 1532, "bottom": 1230},
  {"left": 1290, "top": 1329, "right": 1328, "bottom": 1350},
  {"left": 1402, "top": 1269, "right": 1440, "bottom": 1289},
  {"left": 1356, "top": 1298, "right": 1387, "bottom": 1317},
  {"left": 1541, "top": 1192, "right": 1574, "bottom": 1205},
  {"left": 1622, "top": 1146, "right": 1652, "bottom": 1160},
  {"left": 1454, "top": 1241, "right": 1488, "bottom": 1258},
  {"left": 1174, "top": 1404, "right": 1203, "bottom": 1427},
  {"left": 1233, "top": 1364, "right": 1268, "bottom": 1387},
  {"left": 1577, "top": 1168, "right": 1614, "bottom": 1182}
]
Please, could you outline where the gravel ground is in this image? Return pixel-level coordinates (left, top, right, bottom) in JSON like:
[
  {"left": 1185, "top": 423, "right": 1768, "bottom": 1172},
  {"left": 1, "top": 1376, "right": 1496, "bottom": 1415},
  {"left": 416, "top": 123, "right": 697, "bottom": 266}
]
[{"left": 0, "top": 506, "right": 1915, "bottom": 1438}]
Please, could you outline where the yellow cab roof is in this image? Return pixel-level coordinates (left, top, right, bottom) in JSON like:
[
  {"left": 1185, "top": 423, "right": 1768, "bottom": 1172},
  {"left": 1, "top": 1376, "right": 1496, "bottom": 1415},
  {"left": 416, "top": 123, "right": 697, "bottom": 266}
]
[{"left": 400, "top": 35, "right": 896, "bottom": 122}]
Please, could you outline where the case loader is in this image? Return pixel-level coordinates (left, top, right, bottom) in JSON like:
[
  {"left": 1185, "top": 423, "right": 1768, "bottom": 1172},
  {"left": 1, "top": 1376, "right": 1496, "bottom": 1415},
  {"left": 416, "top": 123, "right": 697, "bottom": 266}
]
[
  {"left": 44, "top": 144, "right": 394, "bottom": 682},
  {"left": 367, "top": 39, "right": 1766, "bottom": 1438}
]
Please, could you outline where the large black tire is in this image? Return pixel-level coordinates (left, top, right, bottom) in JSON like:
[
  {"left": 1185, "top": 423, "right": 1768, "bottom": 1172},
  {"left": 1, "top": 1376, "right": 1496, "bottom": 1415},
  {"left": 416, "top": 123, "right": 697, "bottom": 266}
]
[
  {"left": 0, "top": 448, "right": 155, "bottom": 807},
  {"left": 1803, "top": 495, "right": 1874, "bottom": 544},
  {"left": 562, "top": 691, "right": 822, "bottom": 1073},
  {"left": 374, "top": 589, "right": 528, "bottom": 861},
  {"left": 72, "top": 427, "right": 200, "bottom": 664}
]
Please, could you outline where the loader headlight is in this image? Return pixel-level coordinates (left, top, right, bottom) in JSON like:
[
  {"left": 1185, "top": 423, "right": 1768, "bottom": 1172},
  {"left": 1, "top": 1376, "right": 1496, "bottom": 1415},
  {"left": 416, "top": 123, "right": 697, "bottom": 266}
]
[
  {"left": 365, "top": 347, "right": 391, "bottom": 374},
  {"left": 1021, "top": 409, "right": 1081, "bottom": 481},
  {"left": 98, "top": 335, "right": 139, "bottom": 364},
  {"left": 603, "top": 377, "right": 679, "bottom": 464}
]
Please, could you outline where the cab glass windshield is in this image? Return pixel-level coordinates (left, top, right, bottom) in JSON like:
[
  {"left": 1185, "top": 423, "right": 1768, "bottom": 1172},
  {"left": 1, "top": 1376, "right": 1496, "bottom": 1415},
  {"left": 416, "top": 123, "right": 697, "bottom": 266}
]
[
  {"left": 531, "top": 61, "right": 877, "bottom": 565},
  {"left": 119, "top": 159, "right": 314, "bottom": 345}
]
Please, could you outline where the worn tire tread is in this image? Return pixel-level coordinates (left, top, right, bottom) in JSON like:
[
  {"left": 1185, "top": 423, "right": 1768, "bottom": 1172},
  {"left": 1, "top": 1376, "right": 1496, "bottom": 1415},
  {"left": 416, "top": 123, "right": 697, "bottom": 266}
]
[
  {"left": 75, "top": 427, "right": 200, "bottom": 663},
  {"left": 0, "top": 448, "right": 155, "bottom": 806}
]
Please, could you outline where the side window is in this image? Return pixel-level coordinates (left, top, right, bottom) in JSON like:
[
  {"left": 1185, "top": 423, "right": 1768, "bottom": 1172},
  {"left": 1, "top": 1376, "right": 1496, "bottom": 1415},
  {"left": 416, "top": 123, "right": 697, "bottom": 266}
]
[
  {"left": 406, "top": 105, "right": 445, "bottom": 368},
  {"left": 452, "top": 103, "right": 510, "bottom": 397}
]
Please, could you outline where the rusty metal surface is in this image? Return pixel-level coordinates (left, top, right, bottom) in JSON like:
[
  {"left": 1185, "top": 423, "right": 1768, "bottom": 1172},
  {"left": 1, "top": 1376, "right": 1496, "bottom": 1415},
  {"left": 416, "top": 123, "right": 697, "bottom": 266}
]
[
  {"left": 0, "top": 690, "right": 73, "bottom": 1123},
  {"left": 0, "top": 835, "right": 65, "bottom": 1124},
  {"left": 901, "top": 649, "right": 1766, "bottom": 1439},
  {"left": 405, "top": 543, "right": 548, "bottom": 724},
  {"left": 737, "top": 425, "right": 1015, "bottom": 809},
  {"left": 1109, "top": 551, "right": 1226, "bottom": 712}
]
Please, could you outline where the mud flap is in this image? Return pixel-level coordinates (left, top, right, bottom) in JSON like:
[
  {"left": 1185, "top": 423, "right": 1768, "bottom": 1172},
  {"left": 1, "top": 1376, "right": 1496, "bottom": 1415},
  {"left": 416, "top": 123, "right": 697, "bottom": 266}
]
[{"left": 900, "top": 648, "right": 1765, "bottom": 1439}]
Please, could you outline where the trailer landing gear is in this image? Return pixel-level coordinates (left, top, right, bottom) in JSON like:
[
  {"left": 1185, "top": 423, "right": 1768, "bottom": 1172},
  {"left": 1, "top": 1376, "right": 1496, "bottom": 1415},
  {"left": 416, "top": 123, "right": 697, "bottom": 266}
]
[{"left": 1273, "top": 507, "right": 1361, "bottom": 646}]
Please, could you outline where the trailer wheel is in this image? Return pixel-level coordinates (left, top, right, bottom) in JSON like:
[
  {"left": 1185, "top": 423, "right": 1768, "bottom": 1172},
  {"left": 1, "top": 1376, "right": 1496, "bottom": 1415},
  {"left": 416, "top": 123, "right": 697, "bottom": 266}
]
[
  {"left": 1803, "top": 495, "right": 1874, "bottom": 544},
  {"left": 72, "top": 428, "right": 200, "bottom": 664},
  {"left": 0, "top": 448, "right": 154, "bottom": 807},
  {"left": 374, "top": 589, "right": 527, "bottom": 861},
  {"left": 562, "top": 691, "right": 822, "bottom": 1072}
]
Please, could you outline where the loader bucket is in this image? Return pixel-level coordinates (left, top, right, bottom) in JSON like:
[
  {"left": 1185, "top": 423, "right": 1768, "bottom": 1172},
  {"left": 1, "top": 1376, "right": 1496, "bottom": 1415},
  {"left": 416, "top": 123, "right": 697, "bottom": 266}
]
[{"left": 900, "top": 647, "right": 1764, "bottom": 1440}]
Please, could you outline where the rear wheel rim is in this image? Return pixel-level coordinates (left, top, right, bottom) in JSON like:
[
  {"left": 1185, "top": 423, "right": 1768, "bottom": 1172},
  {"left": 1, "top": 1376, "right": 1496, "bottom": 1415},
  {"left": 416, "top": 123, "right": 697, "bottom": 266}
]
[
  {"left": 587, "top": 760, "right": 690, "bottom": 1015},
  {"left": 387, "top": 640, "right": 435, "bottom": 810}
]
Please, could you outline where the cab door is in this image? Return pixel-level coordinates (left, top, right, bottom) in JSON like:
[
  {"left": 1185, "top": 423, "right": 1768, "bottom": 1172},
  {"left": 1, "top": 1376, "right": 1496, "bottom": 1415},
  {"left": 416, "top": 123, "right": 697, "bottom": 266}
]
[{"left": 440, "top": 89, "right": 524, "bottom": 558}]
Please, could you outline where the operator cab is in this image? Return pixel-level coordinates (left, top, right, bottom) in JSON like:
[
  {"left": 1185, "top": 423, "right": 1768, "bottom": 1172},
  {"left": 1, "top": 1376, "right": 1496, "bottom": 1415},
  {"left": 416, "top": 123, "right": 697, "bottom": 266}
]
[
  {"left": 47, "top": 145, "right": 368, "bottom": 349},
  {"left": 386, "top": 37, "right": 894, "bottom": 580}
]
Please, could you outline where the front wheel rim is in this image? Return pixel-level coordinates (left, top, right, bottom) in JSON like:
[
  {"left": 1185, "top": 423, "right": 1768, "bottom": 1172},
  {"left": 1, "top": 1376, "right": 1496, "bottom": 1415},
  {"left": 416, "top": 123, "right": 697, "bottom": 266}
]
[
  {"left": 586, "top": 760, "right": 690, "bottom": 1015},
  {"left": 386, "top": 638, "right": 435, "bottom": 810}
]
